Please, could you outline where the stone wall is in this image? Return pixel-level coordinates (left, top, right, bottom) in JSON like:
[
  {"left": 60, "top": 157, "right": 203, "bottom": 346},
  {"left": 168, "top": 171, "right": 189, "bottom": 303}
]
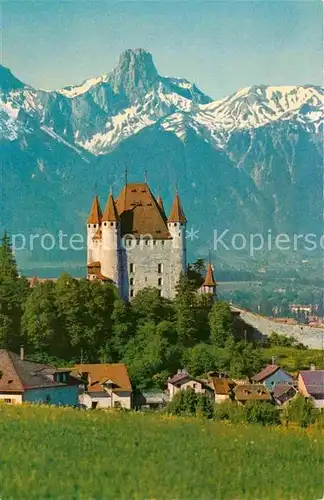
[{"left": 231, "top": 305, "right": 324, "bottom": 349}]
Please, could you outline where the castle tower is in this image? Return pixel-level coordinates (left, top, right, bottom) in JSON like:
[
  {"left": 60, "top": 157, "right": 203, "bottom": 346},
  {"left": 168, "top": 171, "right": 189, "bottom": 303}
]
[
  {"left": 101, "top": 191, "right": 121, "bottom": 285},
  {"left": 87, "top": 195, "right": 102, "bottom": 268},
  {"left": 199, "top": 261, "right": 217, "bottom": 299},
  {"left": 167, "top": 191, "right": 187, "bottom": 293},
  {"left": 86, "top": 179, "right": 188, "bottom": 300}
]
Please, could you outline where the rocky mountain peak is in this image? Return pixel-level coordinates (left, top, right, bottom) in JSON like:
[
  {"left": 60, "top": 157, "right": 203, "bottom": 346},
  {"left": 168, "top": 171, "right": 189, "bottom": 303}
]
[
  {"left": 0, "top": 65, "right": 25, "bottom": 93},
  {"left": 108, "top": 48, "right": 159, "bottom": 102}
]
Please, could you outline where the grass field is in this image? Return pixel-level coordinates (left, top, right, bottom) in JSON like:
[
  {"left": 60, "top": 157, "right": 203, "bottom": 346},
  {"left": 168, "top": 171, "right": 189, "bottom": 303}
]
[{"left": 0, "top": 404, "right": 323, "bottom": 500}]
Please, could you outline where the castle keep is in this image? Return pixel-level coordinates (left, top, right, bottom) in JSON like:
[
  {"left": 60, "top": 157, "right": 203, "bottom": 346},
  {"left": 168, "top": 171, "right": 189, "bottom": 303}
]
[{"left": 87, "top": 181, "right": 187, "bottom": 300}]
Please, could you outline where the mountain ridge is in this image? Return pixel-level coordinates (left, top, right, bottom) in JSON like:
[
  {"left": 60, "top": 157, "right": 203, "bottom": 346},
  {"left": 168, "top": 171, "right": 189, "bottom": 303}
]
[{"left": 0, "top": 49, "right": 322, "bottom": 270}]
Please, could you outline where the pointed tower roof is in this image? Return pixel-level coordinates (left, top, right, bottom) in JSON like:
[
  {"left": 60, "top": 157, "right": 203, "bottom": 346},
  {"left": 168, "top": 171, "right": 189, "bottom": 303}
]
[
  {"left": 88, "top": 195, "right": 102, "bottom": 224},
  {"left": 102, "top": 192, "right": 120, "bottom": 222},
  {"left": 168, "top": 192, "right": 187, "bottom": 223},
  {"left": 202, "top": 262, "right": 216, "bottom": 287}
]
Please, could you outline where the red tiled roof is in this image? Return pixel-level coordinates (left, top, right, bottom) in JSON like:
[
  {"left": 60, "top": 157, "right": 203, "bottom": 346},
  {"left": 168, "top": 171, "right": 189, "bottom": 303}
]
[
  {"left": 235, "top": 384, "right": 272, "bottom": 401},
  {"left": 115, "top": 183, "right": 171, "bottom": 239},
  {"left": 212, "top": 378, "right": 234, "bottom": 395},
  {"left": 252, "top": 365, "right": 280, "bottom": 382},
  {"left": 72, "top": 364, "right": 132, "bottom": 393},
  {"left": 168, "top": 192, "right": 187, "bottom": 223},
  {"left": 168, "top": 372, "right": 191, "bottom": 384},
  {"left": 202, "top": 263, "right": 216, "bottom": 287},
  {"left": 102, "top": 193, "right": 120, "bottom": 222},
  {"left": 88, "top": 195, "right": 102, "bottom": 224},
  {"left": 273, "top": 383, "right": 296, "bottom": 399}
]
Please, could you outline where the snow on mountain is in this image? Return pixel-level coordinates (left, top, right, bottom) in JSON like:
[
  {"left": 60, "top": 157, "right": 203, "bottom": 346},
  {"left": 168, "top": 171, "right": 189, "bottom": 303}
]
[{"left": 0, "top": 50, "right": 322, "bottom": 155}]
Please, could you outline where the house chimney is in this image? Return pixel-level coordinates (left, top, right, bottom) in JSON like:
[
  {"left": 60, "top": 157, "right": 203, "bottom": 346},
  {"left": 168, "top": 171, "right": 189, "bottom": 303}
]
[
  {"left": 20, "top": 345, "right": 24, "bottom": 361},
  {"left": 310, "top": 363, "right": 316, "bottom": 371}
]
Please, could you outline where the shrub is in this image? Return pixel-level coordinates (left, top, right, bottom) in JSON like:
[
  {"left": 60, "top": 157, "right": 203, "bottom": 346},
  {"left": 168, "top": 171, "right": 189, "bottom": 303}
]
[
  {"left": 244, "top": 401, "right": 281, "bottom": 426},
  {"left": 166, "top": 388, "right": 213, "bottom": 419},
  {"left": 284, "top": 395, "right": 319, "bottom": 428},
  {"left": 213, "top": 401, "right": 246, "bottom": 424}
]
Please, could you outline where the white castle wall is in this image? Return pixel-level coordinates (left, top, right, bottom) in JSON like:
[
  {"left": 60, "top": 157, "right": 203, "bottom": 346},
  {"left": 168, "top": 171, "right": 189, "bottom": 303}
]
[{"left": 122, "top": 237, "right": 185, "bottom": 300}]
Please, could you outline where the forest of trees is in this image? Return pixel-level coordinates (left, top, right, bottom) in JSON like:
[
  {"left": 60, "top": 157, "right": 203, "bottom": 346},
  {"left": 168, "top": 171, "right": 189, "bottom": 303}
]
[{"left": 0, "top": 233, "right": 266, "bottom": 389}]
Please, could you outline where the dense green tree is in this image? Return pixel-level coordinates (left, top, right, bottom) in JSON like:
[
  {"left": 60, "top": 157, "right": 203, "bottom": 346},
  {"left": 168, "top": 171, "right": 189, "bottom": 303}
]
[
  {"left": 174, "top": 273, "right": 199, "bottom": 347},
  {"left": 22, "top": 282, "right": 60, "bottom": 355},
  {"left": 0, "top": 233, "right": 29, "bottom": 350},
  {"left": 123, "top": 322, "right": 171, "bottom": 389},
  {"left": 182, "top": 343, "right": 216, "bottom": 376},
  {"left": 131, "top": 287, "right": 173, "bottom": 325},
  {"left": 209, "top": 301, "right": 234, "bottom": 347},
  {"left": 111, "top": 299, "right": 134, "bottom": 358}
]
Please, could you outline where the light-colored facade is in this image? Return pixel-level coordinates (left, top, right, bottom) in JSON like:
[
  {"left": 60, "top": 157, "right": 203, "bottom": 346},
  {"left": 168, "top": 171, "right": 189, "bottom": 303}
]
[
  {"left": 167, "top": 370, "right": 213, "bottom": 401},
  {"left": 86, "top": 182, "right": 187, "bottom": 300},
  {"left": 73, "top": 363, "right": 133, "bottom": 410}
]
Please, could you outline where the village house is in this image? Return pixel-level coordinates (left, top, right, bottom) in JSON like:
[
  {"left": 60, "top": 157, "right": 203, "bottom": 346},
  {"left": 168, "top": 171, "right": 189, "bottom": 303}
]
[
  {"left": 234, "top": 384, "right": 272, "bottom": 405},
  {"left": 204, "top": 376, "right": 235, "bottom": 404},
  {"left": 0, "top": 349, "right": 79, "bottom": 406},
  {"left": 251, "top": 364, "right": 294, "bottom": 390},
  {"left": 272, "top": 383, "right": 297, "bottom": 407},
  {"left": 298, "top": 369, "right": 324, "bottom": 409},
  {"left": 72, "top": 363, "right": 132, "bottom": 409},
  {"left": 167, "top": 370, "right": 214, "bottom": 401}
]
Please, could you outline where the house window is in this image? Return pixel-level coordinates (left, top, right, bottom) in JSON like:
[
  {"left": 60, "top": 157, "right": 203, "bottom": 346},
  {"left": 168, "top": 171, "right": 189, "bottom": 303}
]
[
  {"left": 158, "top": 277, "right": 162, "bottom": 286},
  {"left": 192, "top": 383, "right": 196, "bottom": 389},
  {"left": 130, "top": 263, "right": 134, "bottom": 273},
  {"left": 130, "top": 278, "right": 134, "bottom": 286},
  {"left": 4, "top": 398, "right": 12, "bottom": 404},
  {"left": 158, "top": 263, "right": 163, "bottom": 274}
]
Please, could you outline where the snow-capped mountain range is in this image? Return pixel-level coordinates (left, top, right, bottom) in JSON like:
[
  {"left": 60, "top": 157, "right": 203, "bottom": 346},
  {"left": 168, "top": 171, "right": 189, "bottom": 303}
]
[
  {"left": 1, "top": 48, "right": 322, "bottom": 152},
  {"left": 0, "top": 49, "right": 323, "bottom": 270}
]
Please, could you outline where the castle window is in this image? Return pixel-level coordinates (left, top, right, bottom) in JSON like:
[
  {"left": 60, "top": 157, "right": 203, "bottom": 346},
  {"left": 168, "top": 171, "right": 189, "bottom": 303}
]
[
  {"left": 104, "top": 222, "right": 107, "bottom": 226},
  {"left": 88, "top": 224, "right": 90, "bottom": 228},
  {"left": 145, "top": 240, "right": 149, "bottom": 246},
  {"left": 158, "top": 277, "right": 162, "bottom": 286},
  {"left": 136, "top": 239, "right": 140, "bottom": 245},
  {"left": 174, "top": 223, "right": 177, "bottom": 227},
  {"left": 94, "top": 224, "right": 97, "bottom": 228},
  {"left": 130, "top": 289, "right": 134, "bottom": 298},
  {"left": 158, "top": 263, "right": 163, "bottom": 274},
  {"left": 130, "top": 278, "right": 134, "bottom": 286},
  {"left": 153, "top": 240, "right": 156, "bottom": 245},
  {"left": 158, "top": 290, "right": 162, "bottom": 297},
  {"left": 110, "top": 222, "right": 114, "bottom": 227},
  {"left": 130, "top": 263, "right": 134, "bottom": 273},
  {"left": 161, "top": 240, "right": 164, "bottom": 246}
]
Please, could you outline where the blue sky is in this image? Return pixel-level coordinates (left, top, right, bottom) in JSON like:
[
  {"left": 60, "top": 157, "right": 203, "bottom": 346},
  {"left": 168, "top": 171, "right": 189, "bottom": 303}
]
[{"left": 2, "top": 1, "right": 322, "bottom": 99}]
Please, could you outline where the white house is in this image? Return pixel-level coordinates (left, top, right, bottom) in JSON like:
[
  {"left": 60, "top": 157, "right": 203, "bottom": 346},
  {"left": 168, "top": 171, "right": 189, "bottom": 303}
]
[
  {"left": 72, "top": 363, "right": 132, "bottom": 409},
  {"left": 167, "top": 370, "right": 213, "bottom": 401}
]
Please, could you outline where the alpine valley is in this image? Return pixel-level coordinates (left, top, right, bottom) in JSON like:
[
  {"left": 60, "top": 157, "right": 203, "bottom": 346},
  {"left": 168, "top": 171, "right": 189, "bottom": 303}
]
[{"left": 0, "top": 49, "right": 323, "bottom": 273}]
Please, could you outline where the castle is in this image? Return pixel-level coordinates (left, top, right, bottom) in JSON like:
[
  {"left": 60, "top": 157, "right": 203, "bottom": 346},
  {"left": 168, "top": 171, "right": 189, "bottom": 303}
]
[{"left": 87, "top": 180, "right": 188, "bottom": 301}]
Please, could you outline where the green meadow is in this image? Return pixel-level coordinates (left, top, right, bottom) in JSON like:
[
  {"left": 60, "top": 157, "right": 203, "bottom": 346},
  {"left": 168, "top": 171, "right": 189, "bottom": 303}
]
[{"left": 0, "top": 405, "right": 323, "bottom": 500}]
